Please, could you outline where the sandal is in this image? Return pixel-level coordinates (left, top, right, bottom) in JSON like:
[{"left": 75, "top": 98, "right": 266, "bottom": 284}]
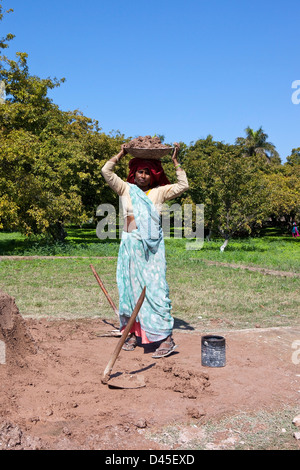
[
  {"left": 152, "top": 336, "right": 177, "bottom": 358},
  {"left": 122, "top": 334, "right": 137, "bottom": 351}
]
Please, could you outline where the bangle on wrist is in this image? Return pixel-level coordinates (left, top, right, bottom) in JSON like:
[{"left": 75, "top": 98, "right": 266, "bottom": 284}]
[{"left": 175, "top": 163, "right": 181, "bottom": 169}]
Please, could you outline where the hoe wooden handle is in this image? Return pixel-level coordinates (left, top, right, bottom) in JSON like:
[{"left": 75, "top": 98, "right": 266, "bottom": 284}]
[
  {"left": 90, "top": 264, "right": 119, "bottom": 317},
  {"left": 101, "top": 286, "right": 146, "bottom": 384}
]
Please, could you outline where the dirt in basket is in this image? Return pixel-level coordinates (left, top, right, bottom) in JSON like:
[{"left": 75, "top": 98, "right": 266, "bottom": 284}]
[{"left": 124, "top": 135, "right": 169, "bottom": 149}]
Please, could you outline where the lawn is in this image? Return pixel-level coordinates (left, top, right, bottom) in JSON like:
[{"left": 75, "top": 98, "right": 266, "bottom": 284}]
[
  {"left": 1, "top": 226, "right": 299, "bottom": 271},
  {"left": 0, "top": 228, "right": 299, "bottom": 330}
]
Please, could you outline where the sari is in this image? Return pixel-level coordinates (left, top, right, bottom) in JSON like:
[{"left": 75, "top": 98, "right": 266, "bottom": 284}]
[{"left": 117, "top": 183, "right": 173, "bottom": 343}]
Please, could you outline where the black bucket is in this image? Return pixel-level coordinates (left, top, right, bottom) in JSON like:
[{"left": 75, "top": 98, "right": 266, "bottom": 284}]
[{"left": 201, "top": 335, "right": 226, "bottom": 367}]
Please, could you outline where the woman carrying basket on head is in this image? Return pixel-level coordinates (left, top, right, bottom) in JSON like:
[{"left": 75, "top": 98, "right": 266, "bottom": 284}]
[{"left": 101, "top": 142, "right": 189, "bottom": 358}]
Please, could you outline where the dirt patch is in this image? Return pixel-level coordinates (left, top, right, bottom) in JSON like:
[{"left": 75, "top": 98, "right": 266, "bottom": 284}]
[
  {"left": 202, "top": 260, "right": 300, "bottom": 278},
  {"left": 0, "top": 290, "right": 299, "bottom": 450}
]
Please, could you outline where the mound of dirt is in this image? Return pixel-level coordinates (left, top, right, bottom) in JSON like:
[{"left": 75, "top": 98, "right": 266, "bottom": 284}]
[
  {"left": 156, "top": 363, "right": 210, "bottom": 399},
  {"left": 0, "top": 290, "right": 37, "bottom": 366},
  {"left": 124, "top": 135, "right": 169, "bottom": 150}
]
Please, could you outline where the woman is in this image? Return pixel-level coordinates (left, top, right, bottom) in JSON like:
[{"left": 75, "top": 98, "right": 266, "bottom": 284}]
[
  {"left": 101, "top": 143, "right": 189, "bottom": 357},
  {"left": 292, "top": 222, "right": 299, "bottom": 238}
]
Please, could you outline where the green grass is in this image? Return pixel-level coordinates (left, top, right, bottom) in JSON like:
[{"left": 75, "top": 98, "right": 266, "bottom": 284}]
[
  {"left": 147, "top": 406, "right": 300, "bottom": 450},
  {"left": 169, "top": 258, "right": 299, "bottom": 329},
  {"left": 0, "top": 228, "right": 120, "bottom": 257},
  {"left": 0, "top": 226, "right": 299, "bottom": 272},
  {"left": 0, "top": 228, "right": 299, "bottom": 329},
  {"left": 190, "top": 237, "right": 300, "bottom": 273},
  {"left": 0, "top": 257, "right": 118, "bottom": 320}
]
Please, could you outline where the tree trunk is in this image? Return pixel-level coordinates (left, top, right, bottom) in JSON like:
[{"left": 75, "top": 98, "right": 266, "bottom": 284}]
[
  {"left": 206, "top": 228, "right": 213, "bottom": 242},
  {"left": 220, "top": 237, "right": 229, "bottom": 252},
  {"left": 49, "top": 221, "right": 67, "bottom": 242}
]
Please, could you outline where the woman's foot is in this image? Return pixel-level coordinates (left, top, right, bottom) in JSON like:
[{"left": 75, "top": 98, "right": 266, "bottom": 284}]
[
  {"left": 152, "top": 336, "right": 177, "bottom": 358},
  {"left": 122, "top": 333, "right": 137, "bottom": 351}
]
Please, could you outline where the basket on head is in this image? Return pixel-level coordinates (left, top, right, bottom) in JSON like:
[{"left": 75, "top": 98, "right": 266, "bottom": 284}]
[{"left": 125, "top": 147, "right": 173, "bottom": 160}]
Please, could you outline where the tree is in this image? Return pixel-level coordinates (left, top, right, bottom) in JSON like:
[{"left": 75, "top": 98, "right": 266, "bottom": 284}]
[
  {"left": 183, "top": 135, "right": 222, "bottom": 239},
  {"left": 235, "top": 126, "right": 281, "bottom": 164},
  {"left": 184, "top": 136, "right": 270, "bottom": 250},
  {"left": 0, "top": 83, "right": 124, "bottom": 239},
  {"left": 260, "top": 147, "right": 300, "bottom": 230},
  {"left": 0, "top": 8, "right": 125, "bottom": 240},
  {"left": 273, "top": 148, "right": 300, "bottom": 227},
  {"left": 286, "top": 147, "right": 300, "bottom": 166},
  {"left": 263, "top": 169, "right": 300, "bottom": 229}
]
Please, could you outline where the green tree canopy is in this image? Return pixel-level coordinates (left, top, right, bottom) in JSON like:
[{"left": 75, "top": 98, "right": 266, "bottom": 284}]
[
  {"left": 286, "top": 147, "right": 300, "bottom": 166},
  {"left": 184, "top": 136, "right": 270, "bottom": 248}
]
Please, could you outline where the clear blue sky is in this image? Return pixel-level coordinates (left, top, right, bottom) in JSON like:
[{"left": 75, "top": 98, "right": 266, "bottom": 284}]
[{"left": 2, "top": 0, "right": 300, "bottom": 161}]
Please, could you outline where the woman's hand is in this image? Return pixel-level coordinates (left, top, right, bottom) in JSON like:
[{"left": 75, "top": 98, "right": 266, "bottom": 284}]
[
  {"left": 172, "top": 142, "right": 180, "bottom": 166},
  {"left": 117, "top": 144, "right": 127, "bottom": 160},
  {"left": 121, "top": 144, "right": 128, "bottom": 156},
  {"left": 111, "top": 144, "right": 127, "bottom": 163}
]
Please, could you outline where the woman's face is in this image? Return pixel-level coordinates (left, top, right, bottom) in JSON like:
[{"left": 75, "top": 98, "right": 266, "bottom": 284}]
[{"left": 134, "top": 168, "right": 151, "bottom": 189}]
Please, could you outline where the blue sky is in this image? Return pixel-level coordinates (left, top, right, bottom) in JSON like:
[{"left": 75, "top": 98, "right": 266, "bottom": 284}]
[{"left": 2, "top": 0, "right": 300, "bottom": 161}]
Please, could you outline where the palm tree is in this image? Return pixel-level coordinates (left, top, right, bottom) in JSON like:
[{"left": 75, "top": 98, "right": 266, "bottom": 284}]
[{"left": 235, "top": 126, "right": 280, "bottom": 163}]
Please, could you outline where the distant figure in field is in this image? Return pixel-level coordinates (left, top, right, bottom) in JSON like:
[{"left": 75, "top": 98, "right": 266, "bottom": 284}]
[{"left": 292, "top": 222, "right": 299, "bottom": 238}]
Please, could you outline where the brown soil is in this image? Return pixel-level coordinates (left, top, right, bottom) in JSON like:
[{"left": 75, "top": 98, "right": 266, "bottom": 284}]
[
  {"left": 0, "top": 290, "right": 299, "bottom": 450},
  {"left": 124, "top": 135, "right": 169, "bottom": 149}
]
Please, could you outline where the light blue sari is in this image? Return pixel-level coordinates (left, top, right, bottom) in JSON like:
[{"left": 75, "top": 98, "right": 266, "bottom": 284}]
[{"left": 117, "top": 184, "right": 173, "bottom": 343}]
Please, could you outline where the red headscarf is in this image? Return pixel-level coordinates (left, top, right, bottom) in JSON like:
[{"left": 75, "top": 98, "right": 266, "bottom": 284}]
[{"left": 127, "top": 158, "right": 170, "bottom": 188}]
